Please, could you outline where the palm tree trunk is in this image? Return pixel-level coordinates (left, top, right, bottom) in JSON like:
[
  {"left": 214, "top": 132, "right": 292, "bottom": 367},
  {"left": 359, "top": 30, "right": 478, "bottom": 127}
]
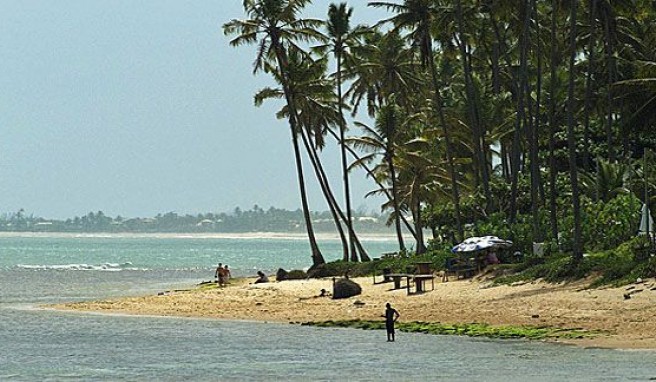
[
  {"left": 548, "top": 0, "right": 560, "bottom": 242},
  {"left": 529, "top": 0, "right": 543, "bottom": 243},
  {"left": 427, "top": 54, "right": 464, "bottom": 242},
  {"left": 413, "top": 197, "right": 426, "bottom": 254},
  {"left": 328, "top": 128, "right": 419, "bottom": 241},
  {"left": 272, "top": 37, "right": 324, "bottom": 267},
  {"left": 510, "top": 0, "right": 530, "bottom": 224},
  {"left": 582, "top": 0, "right": 598, "bottom": 171},
  {"left": 387, "top": 153, "right": 406, "bottom": 252},
  {"left": 456, "top": 0, "right": 491, "bottom": 212},
  {"left": 336, "top": 50, "right": 358, "bottom": 262},
  {"left": 604, "top": 15, "right": 615, "bottom": 163},
  {"left": 566, "top": 0, "right": 584, "bottom": 264},
  {"left": 299, "top": 129, "right": 349, "bottom": 261}
]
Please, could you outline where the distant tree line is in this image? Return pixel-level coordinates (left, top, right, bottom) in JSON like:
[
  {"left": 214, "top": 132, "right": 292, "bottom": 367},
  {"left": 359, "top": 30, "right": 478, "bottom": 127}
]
[{"left": 0, "top": 206, "right": 391, "bottom": 234}]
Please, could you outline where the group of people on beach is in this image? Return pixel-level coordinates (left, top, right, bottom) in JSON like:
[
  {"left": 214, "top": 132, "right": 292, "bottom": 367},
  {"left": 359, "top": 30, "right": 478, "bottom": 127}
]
[{"left": 214, "top": 263, "right": 231, "bottom": 287}]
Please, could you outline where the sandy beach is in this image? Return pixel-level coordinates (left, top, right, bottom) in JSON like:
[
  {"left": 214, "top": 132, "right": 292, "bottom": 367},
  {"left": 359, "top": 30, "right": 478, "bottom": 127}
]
[{"left": 53, "top": 275, "right": 656, "bottom": 350}]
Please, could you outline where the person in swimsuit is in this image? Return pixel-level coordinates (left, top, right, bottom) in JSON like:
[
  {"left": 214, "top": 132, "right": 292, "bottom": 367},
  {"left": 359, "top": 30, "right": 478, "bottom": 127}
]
[{"left": 382, "top": 303, "right": 400, "bottom": 342}]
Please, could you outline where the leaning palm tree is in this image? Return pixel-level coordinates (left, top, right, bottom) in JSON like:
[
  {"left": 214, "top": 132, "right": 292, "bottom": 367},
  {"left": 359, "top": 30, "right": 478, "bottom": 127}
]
[
  {"left": 349, "top": 102, "right": 407, "bottom": 252},
  {"left": 314, "top": 2, "right": 367, "bottom": 262},
  {"left": 223, "top": 0, "right": 326, "bottom": 267},
  {"left": 256, "top": 50, "right": 372, "bottom": 262}
]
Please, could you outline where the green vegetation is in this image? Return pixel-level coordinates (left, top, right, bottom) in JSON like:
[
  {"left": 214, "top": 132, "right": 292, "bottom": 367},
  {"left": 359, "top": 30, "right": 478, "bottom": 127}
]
[
  {"left": 301, "top": 319, "right": 603, "bottom": 341},
  {"left": 224, "top": 0, "right": 656, "bottom": 274}
]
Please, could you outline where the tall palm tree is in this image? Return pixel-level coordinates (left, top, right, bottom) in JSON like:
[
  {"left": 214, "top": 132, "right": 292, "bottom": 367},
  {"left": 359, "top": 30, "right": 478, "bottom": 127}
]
[
  {"left": 318, "top": 2, "right": 362, "bottom": 261},
  {"left": 257, "top": 49, "right": 373, "bottom": 262},
  {"left": 223, "top": 0, "right": 326, "bottom": 267},
  {"left": 369, "top": 0, "right": 464, "bottom": 242},
  {"left": 565, "top": 0, "right": 584, "bottom": 264}
]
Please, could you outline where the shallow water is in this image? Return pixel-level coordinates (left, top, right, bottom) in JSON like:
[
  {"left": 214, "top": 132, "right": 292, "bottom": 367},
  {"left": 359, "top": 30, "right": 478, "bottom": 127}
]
[{"left": 1, "top": 234, "right": 655, "bottom": 381}]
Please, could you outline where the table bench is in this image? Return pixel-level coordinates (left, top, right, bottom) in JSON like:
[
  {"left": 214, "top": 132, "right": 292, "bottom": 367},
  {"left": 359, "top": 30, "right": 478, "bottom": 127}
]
[
  {"left": 386, "top": 273, "right": 413, "bottom": 291},
  {"left": 412, "top": 274, "right": 435, "bottom": 293}
]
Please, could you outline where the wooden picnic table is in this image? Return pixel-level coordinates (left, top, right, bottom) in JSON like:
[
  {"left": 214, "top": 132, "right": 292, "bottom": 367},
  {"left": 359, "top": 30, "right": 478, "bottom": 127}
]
[
  {"left": 386, "top": 273, "right": 412, "bottom": 291},
  {"left": 412, "top": 274, "right": 435, "bottom": 293}
]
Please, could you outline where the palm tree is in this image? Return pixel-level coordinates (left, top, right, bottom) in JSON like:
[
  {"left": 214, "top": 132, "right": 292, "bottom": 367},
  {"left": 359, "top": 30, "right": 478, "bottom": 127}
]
[
  {"left": 369, "top": 0, "right": 464, "bottom": 242},
  {"left": 317, "top": 2, "right": 363, "bottom": 261},
  {"left": 349, "top": 102, "right": 407, "bottom": 252},
  {"left": 565, "top": 0, "right": 584, "bottom": 264},
  {"left": 223, "top": 0, "right": 326, "bottom": 267},
  {"left": 256, "top": 49, "right": 373, "bottom": 262},
  {"left": 345, "top": 29, "right": 421, "bottom": 117}
]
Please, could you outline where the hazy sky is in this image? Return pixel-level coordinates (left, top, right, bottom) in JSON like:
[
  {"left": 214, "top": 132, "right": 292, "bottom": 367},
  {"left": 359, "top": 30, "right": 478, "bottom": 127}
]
[{"left": 0, "top": 1, "right": 390, "bottom": 219}]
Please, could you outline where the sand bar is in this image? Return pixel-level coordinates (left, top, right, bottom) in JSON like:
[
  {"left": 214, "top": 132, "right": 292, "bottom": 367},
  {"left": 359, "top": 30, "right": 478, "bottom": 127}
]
[{"left": 52, "top": 275, "right": 656, "bottom": 349}]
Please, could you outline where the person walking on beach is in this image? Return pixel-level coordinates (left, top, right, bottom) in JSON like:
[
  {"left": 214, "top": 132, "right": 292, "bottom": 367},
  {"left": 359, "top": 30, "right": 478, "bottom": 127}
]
[
  {"left": 382, "top": 303, "right": 400, "bottom": 342},
  {"left": 215, "top": 263, "right": 227, "bottom": 287},
  {"left": 223, "top": 265, "right": 231, "bottom": 284}
]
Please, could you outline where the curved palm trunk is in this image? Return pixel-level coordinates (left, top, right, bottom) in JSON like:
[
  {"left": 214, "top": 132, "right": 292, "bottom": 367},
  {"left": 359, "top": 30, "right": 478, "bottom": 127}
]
[
  {"left": 299, "top": 129, "right": 349, "bottom": 261},
  {"left": 272, "top": 37, "right": 324, "bottom": 267},
  {"left": 336, "top": 49, "right": 358, "bottom": 262},
  {"left": 412, "top": 195, "right": 426, "bottom": 254},
  {"left": 387, "top": 154, "right": 406, "bottom": 252},
  {"left": 331, "top": 128, "right": 418, "bottom": 240}
]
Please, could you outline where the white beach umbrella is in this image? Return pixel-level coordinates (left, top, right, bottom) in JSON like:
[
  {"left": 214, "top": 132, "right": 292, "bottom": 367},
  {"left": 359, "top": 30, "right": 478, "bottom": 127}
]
[{"left": 451, "top": 236, "right": 513, "bottom": 253}]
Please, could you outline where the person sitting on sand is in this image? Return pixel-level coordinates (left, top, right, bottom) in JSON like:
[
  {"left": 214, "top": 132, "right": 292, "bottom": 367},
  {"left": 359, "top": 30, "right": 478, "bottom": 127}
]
[
  {"left": 486, "top": 250, "right": 500, "bottom": 265},
  {"left": 254, "top": 271, "right": 269, "bottom": 284}
]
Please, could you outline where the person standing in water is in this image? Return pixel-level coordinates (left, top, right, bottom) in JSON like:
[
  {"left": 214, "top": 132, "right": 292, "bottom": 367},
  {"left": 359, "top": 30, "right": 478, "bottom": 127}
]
[{"left": 383, "top": 303, "right": 400, "bottom": 342}]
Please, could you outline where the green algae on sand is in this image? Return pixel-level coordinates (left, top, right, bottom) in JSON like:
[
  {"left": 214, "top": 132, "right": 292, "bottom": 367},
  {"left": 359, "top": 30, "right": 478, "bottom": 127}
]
[{"left": 300, "top": 320, "right": 605, "bottom": 341}]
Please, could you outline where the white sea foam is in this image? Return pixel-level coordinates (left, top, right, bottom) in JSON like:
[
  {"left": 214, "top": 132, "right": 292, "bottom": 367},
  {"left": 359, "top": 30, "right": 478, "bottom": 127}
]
[{"left": 16, "top": 262, "right": 139, "bottom": 271}]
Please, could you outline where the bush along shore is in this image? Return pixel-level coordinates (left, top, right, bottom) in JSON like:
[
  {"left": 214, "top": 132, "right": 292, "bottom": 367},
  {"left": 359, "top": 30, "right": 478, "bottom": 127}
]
[{"left": 300, "top": 320, "right": 605, "bottom": 341}]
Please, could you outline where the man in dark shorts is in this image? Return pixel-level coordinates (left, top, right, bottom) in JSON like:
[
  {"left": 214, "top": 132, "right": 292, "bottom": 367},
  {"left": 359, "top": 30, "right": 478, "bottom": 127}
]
[{"left": 383, "top": 303, "right": 400, "bottom": 342}]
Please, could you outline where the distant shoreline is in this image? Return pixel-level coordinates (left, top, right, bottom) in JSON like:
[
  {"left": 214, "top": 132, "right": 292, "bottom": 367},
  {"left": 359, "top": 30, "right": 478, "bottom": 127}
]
[{"left": 0, "top": 231, "right": 415, "bottom": 242}]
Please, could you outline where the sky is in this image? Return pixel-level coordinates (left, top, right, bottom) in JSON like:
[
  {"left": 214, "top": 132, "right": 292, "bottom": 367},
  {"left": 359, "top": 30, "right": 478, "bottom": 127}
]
[{"left": 0, "top": 1, "right": 390, "bottom": 219}]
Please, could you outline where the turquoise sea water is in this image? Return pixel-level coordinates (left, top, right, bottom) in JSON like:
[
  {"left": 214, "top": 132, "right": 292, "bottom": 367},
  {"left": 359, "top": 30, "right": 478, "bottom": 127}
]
[{"left": 1, "top": 233, "right": 655, "bottom": 381}]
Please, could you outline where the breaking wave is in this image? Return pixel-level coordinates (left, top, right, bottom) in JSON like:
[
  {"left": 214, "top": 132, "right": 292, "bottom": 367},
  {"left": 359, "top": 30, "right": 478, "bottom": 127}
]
[{"left": 16, "top": 262, "right": 141, "bottom": 271}]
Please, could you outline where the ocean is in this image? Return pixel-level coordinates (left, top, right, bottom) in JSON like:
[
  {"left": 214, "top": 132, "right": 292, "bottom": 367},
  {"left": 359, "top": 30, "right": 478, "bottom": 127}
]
[{"left": 0, "top": 233, "right": 654, "bottom": 381}]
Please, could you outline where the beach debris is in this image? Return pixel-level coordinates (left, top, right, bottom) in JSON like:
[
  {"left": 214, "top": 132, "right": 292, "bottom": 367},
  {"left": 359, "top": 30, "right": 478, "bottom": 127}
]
[
  {"left": 623, "top": 293, "right": 632, "bottom": 300},
  {"left": 626, "top": 286, "right": 635, "bottom": 291},
  {"left": 636, "top": 278, "right": 644, "bottom": 284},
  {"left": 353, "top": 300, "right": 365, "bottom": 308},
  {"left": 531, "top": 314, "right": 540, "bottom": 319},
  {"left": 332, "top": 278, "right": 362, "bottom": 299}
]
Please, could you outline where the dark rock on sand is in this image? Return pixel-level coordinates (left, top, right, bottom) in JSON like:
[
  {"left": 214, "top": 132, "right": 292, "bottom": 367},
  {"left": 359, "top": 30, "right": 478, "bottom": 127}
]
[
  {"left": 307, "top": 264, "right": 330, "bottom": 278},
  {"left": 276, "top": 268, "right": 289, "bottom": 281},
  {"left": 333, "top": 278, "right": 362, "bottom": 299}
]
